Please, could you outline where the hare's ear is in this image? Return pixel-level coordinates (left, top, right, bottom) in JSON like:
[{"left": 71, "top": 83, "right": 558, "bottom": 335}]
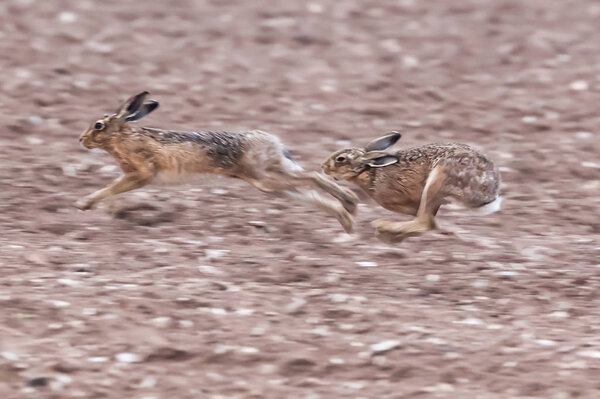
[
  {"left": 125, "top": 101, "right": 159, "bottom": 122},
  {"left": 116, "top": 91, "right": 149, "bottom": 119},
  {"left": 364, "top": 132, "right": 401, "bottom": 152},
  {"left": 363, "top": 151, "right": 399, "bottom": 168}
]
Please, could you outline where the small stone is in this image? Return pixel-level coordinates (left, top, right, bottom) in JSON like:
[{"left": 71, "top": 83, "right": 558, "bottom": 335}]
[
  {"left": 239, "top": 347, "right": 259, "bottom": 354},
  {"left": 328, "top": 358, "right": 345, "bottom": 365},
  {"left": 250, "top": 326, "right": 266, "bottom": 336},
  {"left": 549, "top": 311, "right": 569, "bottom": 318},
  {"left": 472, "top": 279, "right": 489, "bottom": 288},
  {"left": 329, "top": 293, "right": 348, "bottom": 303},
  {"left": 521, "top": 116, "right": 538, "bottom": 124},
  {"left": 204, "top": 249, "right": 229, "bottom": 260},
  {"left": 28, "top": 377, "right": 49, "bottom": 387},
  {"left": 198, "top": 265, "right": 223, "bottom": 275},
  {"left": 87, "top": 357, "right": 109, "bottom": 363},
  {"left": 139, "top": 376, "right": 156, "bottom": 388},
  {"left": 179, "top": 320, "right": 194, "bottom": 328},
  {"left": 285, "top": 297, "right": 307, "bottom": 314},
  {"left": 211, "top": 188, "right": 228, "bottom": 195},
  {"left": 28, "top": 116, "right": 43, "bottom": 125},
  {"left": 356, "top": 261, "right": 377, "bottom": 267},
  {"left": 1, "top": 352, "right": 19, "bottom": 361},
  {"left": 50, "top": 300, "right": 70, "bottom": 308},
  {"left": 57, "top": 278, "right": 80, "bottom": 287},
  {"left": 307, "top": 3, "right": 324, "bottom": 13},
  {"left": 425, "top": 274, "right": 440, "bottom": 282},
  {"left": 58, "top": 11, "right": 76, "bottom": 23},
  {"left": 577, "top": 350, "right": 600, "bottom": 359},
  {"left": 402, "top": 55, "right": 419, "bottom": 68},
  {"left": 115, "top": 353, "right": 142, "bottom": 363},
  {"left": 569, "top": 80, "right": 589, "bottom": 91},
  {"left": 455, "top": 318, "right": 483, "bottom": 325},
  {"left": 151, "top": 317, "right": 171, "bottom": 328},
  {"left": 536, "top": 339, "right": 557, "bottom": 346},
  {"left": 575, "top": 131, "right": 592, "bottom": 139},
  {"left": 370, "top": 339, "right": 401, "bottom": 354}
]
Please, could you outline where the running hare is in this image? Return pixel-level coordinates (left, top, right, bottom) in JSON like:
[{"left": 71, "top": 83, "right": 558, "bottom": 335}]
[
  {"left": 77, "top": 91, "right": 358, "bottom": 232},
  {"left": 322, "top": 132, "right": 501, "bottom": 242}
]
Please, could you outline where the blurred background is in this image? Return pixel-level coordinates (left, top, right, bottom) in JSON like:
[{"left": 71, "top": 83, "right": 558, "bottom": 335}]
[{"left": 1, "top": 0, "right": 600, "bottom": 397}]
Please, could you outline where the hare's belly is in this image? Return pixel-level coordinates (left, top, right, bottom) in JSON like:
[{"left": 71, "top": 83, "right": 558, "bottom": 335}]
[
  {"left": 376, "top": 195, "right": 420, "bottom": 216},
  {"left": 153, "top": 170, "right": 197, "bottom": 185}
]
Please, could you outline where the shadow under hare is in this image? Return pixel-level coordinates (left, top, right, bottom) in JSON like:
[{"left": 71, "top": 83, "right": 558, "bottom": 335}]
[
  {"left": 77, "top": 91, "right": 358, "bottom": 233},
  {"left": 322, "top": 132, "right": 501, "bottom": 242}
]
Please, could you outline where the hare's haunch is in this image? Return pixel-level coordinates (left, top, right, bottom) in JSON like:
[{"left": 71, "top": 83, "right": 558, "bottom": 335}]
[{"left": 77, "top": 91, "right": 358, "bottom": 233}]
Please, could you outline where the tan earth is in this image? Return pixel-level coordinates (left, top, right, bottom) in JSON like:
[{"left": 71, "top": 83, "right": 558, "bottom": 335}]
[{"left": 1, "top": 0, "right": 600, "bottom": 398}]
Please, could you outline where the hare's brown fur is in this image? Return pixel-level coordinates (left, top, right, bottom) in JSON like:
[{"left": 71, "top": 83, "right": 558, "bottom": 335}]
[
  {"left": 322, "top": 132, "right": 500, "bottom": 242},
  {"left": 77, "top": 92, "right": 358, "bottom": 233}
]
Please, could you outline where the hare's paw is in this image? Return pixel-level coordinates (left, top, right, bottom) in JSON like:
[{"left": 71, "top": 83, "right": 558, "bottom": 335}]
[
  {"left": 340, "top": 189, "right": 359, "bottom": 215},
  {"left": 372, "top": 219, "right": 428, "bottom": 243},
  {"left": 336, "top": 210, "right": 354, "bottom": 234},
  {"left": 75, "top": 197, "right": 96, "bottom": 210}
]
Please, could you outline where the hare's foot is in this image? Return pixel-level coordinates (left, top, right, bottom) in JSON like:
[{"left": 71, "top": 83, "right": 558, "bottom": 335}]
[
  {"left": 75, "top": 196, "right": 96, "bottom": 210},
  {"left": 372, "top": 219, "right": 432, "bottom": 243},
  {"left": 339, "top": 188, "right": 359, "bottom": 215},
  {"left": 336, "top": 210, "right": 354, "bottom": 234}
]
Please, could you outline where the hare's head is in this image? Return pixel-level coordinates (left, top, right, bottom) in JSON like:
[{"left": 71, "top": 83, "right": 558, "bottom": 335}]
[
  {"left": 322, "top": 132, "right": 401, "bottom": 180},
  {"left": 79, "top": 91, "right": 158, "bottom": 149}
]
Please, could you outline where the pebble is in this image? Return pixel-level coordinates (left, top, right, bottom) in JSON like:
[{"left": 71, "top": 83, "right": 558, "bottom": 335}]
[
  {"left": 569, "top": 80, "right": 589, "bottom": 91},
  {"left": 28, "top": 377, "right": 49, "bottom": 387},
  {"left": 198, "top": 265, "right": 223, "bottom": 275},
  {"left": 50, "top": 300, "right": 70, "bottom": 308},
  {"left": 370, "top": 339, "right": 401, "bottom": 354},
  {"left": 28, "top": 116, "right": 43, "bottom": 125},
  {"left": 577, "top": 350, "right": 600, "bottom": 359},
  {"left": 455, "top": 318, "right": 484, "bottom": 325},
  {"left": 139, "top": 376, "right": 157, "bottom": 388},
  {"left": 211, "top": 188, "right": 228, "bottom": 195},
  {"left": 1, "top": 352, "right": 19, "bottom": 361},
  {"left": 549, "top": 311, "right": 569, "bottom": 318},
  {"left": 328, "top": 293, "right": 348, "bottom": 303},
  {"left": 179, "top": 320, "right": 194, "bottom": 328},
  {"left": 575, "top": 131, "right": 592, "bottom": 139},
  {"left": 356, "top": 261, "right": 377, "bottom": 267},
  {"left": 151, "top": 317, "right": 171, "bottom": 328},
  {"left": 204, "top": 249, "right": 229, "bottom": 260},
  {"left": 425, "top": 274, "right": 440, "bottom": 282},
  {"left": 239, "top": 347, "right": 259, "bottom": 354},
  {"left": 536, "top": 339, "right": 557, "bottom": 346},
  {"left": 115, "top": 353, "right": 143, "bottom": 363},
  {"left": 87, "top": 357, "right": 109, "bottom": 363},
  {"left": 57, "top": 278, "right": 80, "bottom": 287},
  {"left": 285, "top": 297, "right": 307, "bottom": 314},
  {"left": 58, "top": 11, "right": 77, "bottom": 23}
]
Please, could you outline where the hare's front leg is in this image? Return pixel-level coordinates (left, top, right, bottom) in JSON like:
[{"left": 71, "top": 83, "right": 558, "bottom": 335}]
[
  {"left": 373, "top": 165, "right": 445, "bottom": 243},
  {"left": 76, "top": 172, "right": 153, "bottom": 210}
]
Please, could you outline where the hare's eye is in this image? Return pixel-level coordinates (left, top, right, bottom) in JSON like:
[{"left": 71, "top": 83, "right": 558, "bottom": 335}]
[
  {"left": 94, "top": 121, "right": 104, "bottom": 130},
  {"left": 335, "top": 155, "right": 346, "bottom": 163}
]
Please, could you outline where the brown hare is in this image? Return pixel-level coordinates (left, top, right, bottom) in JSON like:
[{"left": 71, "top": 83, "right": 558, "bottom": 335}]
[
  {"left": 322, "top": 132, "right": 501, "bottom": 242},
  {"left": 77, "top": 91, "right": 358, "bottom": 233}
]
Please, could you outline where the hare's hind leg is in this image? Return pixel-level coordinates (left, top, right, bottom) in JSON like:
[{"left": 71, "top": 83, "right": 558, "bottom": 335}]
[
  {"left": 284, "top": 171, "right": 359, "bottom": 215},
  {"left": 373, "top": 165, "right": 446, "bottom": 243},
  {"left": 76, "top": 172, "right": 153, "bottom": 210},
  {"left": 283, "top": 189, "right": 354, "bottom": 234},
  {"left": 243, "top": 175, "right": 354, "bottom": 233}
]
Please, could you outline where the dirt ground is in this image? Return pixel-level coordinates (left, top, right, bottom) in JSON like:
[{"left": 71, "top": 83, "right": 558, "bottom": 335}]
[{"left": 1, "top": 0, "right": 600, "bottom": 398}]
